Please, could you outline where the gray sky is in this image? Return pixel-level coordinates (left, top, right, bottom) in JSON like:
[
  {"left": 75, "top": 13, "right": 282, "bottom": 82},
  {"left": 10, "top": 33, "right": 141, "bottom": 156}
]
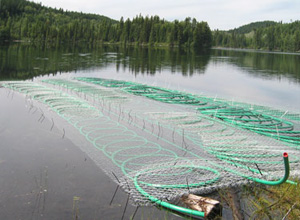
[{"left": 32, "top": 0, "right": 299, "bottom": 30}]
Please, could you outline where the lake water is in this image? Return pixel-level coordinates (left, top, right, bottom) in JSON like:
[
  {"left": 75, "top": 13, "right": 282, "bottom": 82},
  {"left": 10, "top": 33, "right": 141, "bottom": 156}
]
[
  {"left": 1, "top": 44, "right": 300, "bottom": 110},
  {"left": 0, "top": 44, "right": 300, "bottom": 219}
]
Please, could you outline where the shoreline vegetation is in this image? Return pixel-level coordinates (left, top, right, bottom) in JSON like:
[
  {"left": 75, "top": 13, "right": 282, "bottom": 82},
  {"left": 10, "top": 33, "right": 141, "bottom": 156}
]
[
  {"left": 213, "top": 21, "right": 300, "bottom": 53},
  {"left": 212, "top": 46, "right": 300, "bottom": 55},
  {"left": 0, "top": 0, "right": 212, "bottom": 50},
  {"left": 1, "top": 0, "right": 299, "bottom": 53}
]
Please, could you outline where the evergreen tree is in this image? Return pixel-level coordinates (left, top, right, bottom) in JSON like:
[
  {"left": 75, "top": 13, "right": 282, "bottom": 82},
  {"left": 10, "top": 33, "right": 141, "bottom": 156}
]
[
  {"left": 254, "top": 29, "right": 262, "bottom": 49},
  {"left": 0, "top": 0, "right": 212, "bottom": 49},
  {"left": 294, "top": 30, "right": 300, "bottom": 51}
]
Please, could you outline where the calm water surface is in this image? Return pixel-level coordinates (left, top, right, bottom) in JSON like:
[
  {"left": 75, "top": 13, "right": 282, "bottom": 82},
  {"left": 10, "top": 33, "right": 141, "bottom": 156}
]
[
  {"left": 1, "top": 44, "right": 299, "bottom": 110},
  {"left": 0, "top": 44, "right": 299, "bottom": 219}
]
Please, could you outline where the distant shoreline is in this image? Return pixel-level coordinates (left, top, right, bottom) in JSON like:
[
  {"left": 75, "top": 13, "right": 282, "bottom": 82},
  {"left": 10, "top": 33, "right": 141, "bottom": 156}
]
[{"left": 212, "top": 47, "right": 300, "bottom": 55}]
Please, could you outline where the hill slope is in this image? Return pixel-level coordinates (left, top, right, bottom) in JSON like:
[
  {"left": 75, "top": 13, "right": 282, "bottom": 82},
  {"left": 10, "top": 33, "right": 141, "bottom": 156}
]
[
  {"left": 0, "top": 0, "right": 115, "bottom": 22},
  {"left": 0, "top": 0, "right": 117, "bottom": 43},
  {"left": 213, "top": 20, "right": 300, "bottom": 52},
  {"left": 230, "top": 21, "right": 277, "bottom": 34}
]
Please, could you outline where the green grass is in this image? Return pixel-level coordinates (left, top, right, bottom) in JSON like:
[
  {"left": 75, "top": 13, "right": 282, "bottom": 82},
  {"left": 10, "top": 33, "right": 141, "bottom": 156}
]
[{"left": 241, "top": 180, "right": 300, "bottom": 219}]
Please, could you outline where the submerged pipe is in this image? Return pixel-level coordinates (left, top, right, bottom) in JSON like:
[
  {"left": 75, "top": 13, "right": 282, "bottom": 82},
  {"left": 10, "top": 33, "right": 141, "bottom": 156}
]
[
  {"left": 134, "top": 153, "right": 290, "bottom": 218},
  {"left": 5, "top": 81, "right": 295, "bottom": 217},
  {"left": 134, "top": 173, "right": 206, "bottom": 218}
]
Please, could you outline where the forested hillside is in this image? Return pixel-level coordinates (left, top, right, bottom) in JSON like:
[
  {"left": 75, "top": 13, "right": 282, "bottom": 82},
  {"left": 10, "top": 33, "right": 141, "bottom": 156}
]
[
  {"left": 0, "top": 0, "right": 212, "bottom": 49},
  {"left": 0, "top": 0, "right": 115, "bottom": 42},
  {"left": 229, "top": 21, "right": 277, "bottom": 34},
  {"left": 3, "top": 0, "right": 298, "bottom": 52},
  {"left": 213, "top": 21, "right": 300, "bottom": 52}
]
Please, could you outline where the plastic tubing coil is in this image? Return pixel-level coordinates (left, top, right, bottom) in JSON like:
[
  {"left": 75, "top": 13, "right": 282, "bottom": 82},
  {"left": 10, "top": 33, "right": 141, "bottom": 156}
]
[
  {"left": 133, "top": 153, "right": 290, "bottom": 218},
  {"left": 3, "top": 81, "right": 294, "bottom": 218}
]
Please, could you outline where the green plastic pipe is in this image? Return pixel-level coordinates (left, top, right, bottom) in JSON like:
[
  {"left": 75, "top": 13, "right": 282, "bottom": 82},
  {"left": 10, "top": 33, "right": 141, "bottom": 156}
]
[
  {"left": 222, "top": 152, "right": 290, "bottom": 186},
  {"left": 4, "top": 81, "right": 296, "bottom": 219},
  {"left": 133, "top": 171, "right": 206, "bottom": 218},
  {"left": 254, "top": 152, "right": 290, "bottom": 186},
  {"left": 133, "top": 153, "right": 290, "bottom": 218}
]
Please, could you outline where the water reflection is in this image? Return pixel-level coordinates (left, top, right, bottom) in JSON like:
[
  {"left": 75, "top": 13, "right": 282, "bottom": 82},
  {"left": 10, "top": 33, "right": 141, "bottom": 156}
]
[
  {"left": 212, "top": 49, "right": 300, "bottom": 83},
  {"left": 115, "top": 47, "right": 211, "bottom": 76},
  {"left": 0, "top": 44, "right": 300, "bottom": 85},
  {"left": 0, "top": 44, "right": 211, "bottom": 80},
  {"left": 0, "top": 44, "right": 106, "bottom": 80}
]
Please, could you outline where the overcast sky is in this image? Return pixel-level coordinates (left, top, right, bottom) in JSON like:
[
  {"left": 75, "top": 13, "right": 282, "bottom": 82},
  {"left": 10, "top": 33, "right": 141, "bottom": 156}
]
[{"left": 31, "top": 0, "right": 299, "bottom": 30}]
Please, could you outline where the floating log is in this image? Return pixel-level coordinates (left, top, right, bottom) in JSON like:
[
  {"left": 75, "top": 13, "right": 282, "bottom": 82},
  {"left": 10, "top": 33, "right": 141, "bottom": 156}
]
[{"left": 181, "top": 194, "right": 222, "bottom": 219}]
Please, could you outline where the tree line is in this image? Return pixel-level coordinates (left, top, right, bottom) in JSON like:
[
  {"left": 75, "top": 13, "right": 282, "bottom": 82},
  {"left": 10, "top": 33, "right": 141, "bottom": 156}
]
[
  {"left": 0, "top": 0, "right": 212, "bottom": 49},
  {"left": 213, "top": 21, "right": 300, "bottom": 52}
]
